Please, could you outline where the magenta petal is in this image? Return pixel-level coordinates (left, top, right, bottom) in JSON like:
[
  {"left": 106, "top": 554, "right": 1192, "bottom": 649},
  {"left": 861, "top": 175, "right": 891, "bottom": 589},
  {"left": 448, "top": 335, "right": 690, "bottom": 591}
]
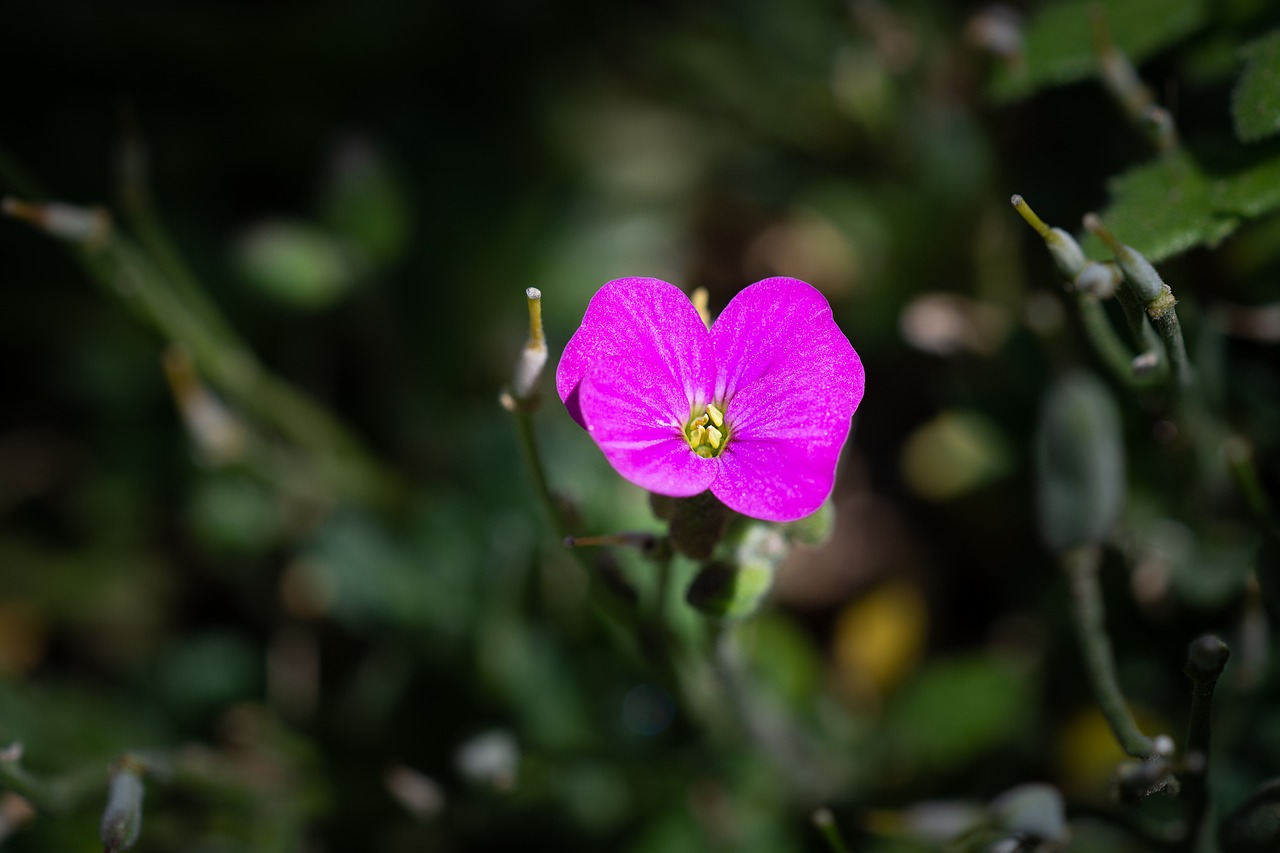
[
  {"left": 712, "top": 439, "right": 840, "bottom": 521},
  {"left": 710, "top": 277, "right": 865, "bottom": 521},
  {"left": 577, "top": 356, "right": 717, "bottom": 497},
  {"left": 557, "top": 277, "right": 715, "bottom": 429}
]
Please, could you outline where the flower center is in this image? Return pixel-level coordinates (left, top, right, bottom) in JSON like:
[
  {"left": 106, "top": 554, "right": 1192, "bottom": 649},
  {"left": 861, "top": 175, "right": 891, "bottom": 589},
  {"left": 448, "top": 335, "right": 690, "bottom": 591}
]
[{"left": 685, "top": 403, "right": 729, "bottom": 458}]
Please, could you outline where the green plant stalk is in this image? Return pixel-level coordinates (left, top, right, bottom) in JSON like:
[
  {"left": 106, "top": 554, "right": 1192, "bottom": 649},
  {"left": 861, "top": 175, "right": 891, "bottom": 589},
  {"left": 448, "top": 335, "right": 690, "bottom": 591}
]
[
  {"left": 1062, "top": 547, "right": 1156, "bottom": 757},
  {"left": 512, "top": 407, "right": 568, "bottom": 540},
  {"left": 1224, "top": 439, "right": 1280, "bottom": 539},
  {"left": 0, "top": 753, "right": 105, "bottom": 814},
  {"left": 1076, "top": 293, "right": 1160, "bottom": 389},
  {"left": 79, "top": 236, "right": 403, "bottom": 508},
  {"left": 1147, "top": 287, "right": 1194, "bottom": 392},
  {"left": 812, "top": 808, "right": 852, "bottom": 853},
  {"left": 1114, "top": 281, "right": 1166, "bottom": 372},
  {"left": 1182, "top": 637, "right": 1229, "bottom": 853}
]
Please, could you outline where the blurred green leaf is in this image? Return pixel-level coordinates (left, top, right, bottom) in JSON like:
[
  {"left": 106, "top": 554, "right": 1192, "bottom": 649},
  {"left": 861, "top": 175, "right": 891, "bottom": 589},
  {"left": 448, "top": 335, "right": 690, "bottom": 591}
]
[
  {"left": 1234, "top": 30, "right": 1280, "bottom": 143},
  {"left": 153, "top": 632, "right": 260, "bottom": 718},
  {"left": 320, "top": 137, "right": 412, "bottom": 266},
  {"left": 186, "top": 475, "right": 279, "bottom": 555},
  {"left": 1036, "top": 371, "right": 1125, "bottom": 551},
  {"left": 741, "top": 615, "right": 824, "bottom": 710},
  {"left": 1084, "top": 143, "right": 1280, "bottom": 262},
  {"left": 233, "top": 220, "right": 361, "bottom": 310},
  {"left": 989, "top": 0, "right": 1210, "bottom": 102},
  {"left": 884, "top": 655, "right": 1033, "bottom": 774}
]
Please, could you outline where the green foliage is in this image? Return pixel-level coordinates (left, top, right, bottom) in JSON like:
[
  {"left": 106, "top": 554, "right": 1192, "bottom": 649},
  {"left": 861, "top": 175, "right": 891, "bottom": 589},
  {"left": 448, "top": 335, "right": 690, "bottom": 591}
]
[
  {"left": 5, "top": 0, "right": 1280, "bottom": 849},
  {"left": 883, "top": 656, "right": 1034, "bottom": 774},
  {"left": 1234, "top": 30, "right": 1280, "bottom": 143},
  {"left": 988, "top": 0, "right": 1210, "bottom": 102},
  {"left": 1084, "top": 145, "right": 1280, "bottom": 262}
]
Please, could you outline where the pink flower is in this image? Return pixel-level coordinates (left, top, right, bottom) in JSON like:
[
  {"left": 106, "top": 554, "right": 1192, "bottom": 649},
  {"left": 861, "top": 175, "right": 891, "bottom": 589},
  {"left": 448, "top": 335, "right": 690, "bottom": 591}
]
[{"left": 557, "top": 277, "right": 865, "bottom": 522}]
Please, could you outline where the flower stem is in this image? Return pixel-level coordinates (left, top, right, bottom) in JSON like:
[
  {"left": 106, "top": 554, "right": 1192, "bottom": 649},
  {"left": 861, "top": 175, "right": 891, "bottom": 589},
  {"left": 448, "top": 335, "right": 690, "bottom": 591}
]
[
  {"left": 1062, "top": 547, "right": 1156, "bottom": 758},
  {"left": 812, "top": 808, "right": 852, "bottom": 853},
  {"left": 1148, "top": 287, "right": 1195, "bottom": 393},
  {"left": 1075, "top": 293, "right": 1160, "bottom": 389},
  {"left": 1113, "top": 282, "right": 1166, "bottom": 374},
  {"left": 1181, "top": 635, "right": 1229, "bottom": 853},
  {"left": 512, "top": 408, "right": 568, "bottom": 540}
]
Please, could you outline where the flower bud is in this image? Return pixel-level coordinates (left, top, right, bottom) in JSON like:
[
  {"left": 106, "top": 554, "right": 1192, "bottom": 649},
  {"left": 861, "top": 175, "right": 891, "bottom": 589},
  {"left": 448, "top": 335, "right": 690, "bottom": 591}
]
[
  {"left": 1073, "top": 261, "right": 1121, "bottom": 299},
  {"left": 685, "top": 558, "right": 774, "bottom": 620},
  {"left": 100, "top": 756, "right": 147, "bottom": 853},
  {"left": 1082, "top": 214, "right": 1164, "bottom": 302},
  {"left": 668, "top": 491, "right": 732, "bottom": 559},
  {"left": 1035, "top": 371, "right": 1125, "bottom": 551},
  {"left": 510, "top": 287, "right": 547, "bottom": 402},
  {"left": 1010, "top": 195, "right": 1087, "bottom": 279},
  {"left": 3, "top": 197, "right": 111, "bottom": 248},
  {"left": 784, "top": 497, "right": 835, "bottom": 546}
]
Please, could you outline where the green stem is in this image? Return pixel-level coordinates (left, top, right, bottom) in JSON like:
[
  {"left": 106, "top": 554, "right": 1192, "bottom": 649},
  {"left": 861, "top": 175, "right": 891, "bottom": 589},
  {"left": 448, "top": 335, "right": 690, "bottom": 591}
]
[
  {"left": 1181, "top": 636, "right": 1229, "bottom": 853},
  {"left": 1062, "top": 547, "right": 1156, "bottom": 758},
  {"left": 0, "top": 750, "right": 103, "bottom": 814},
  {"left": 512, "top": 407, "right": 568, "bottom": 540},
  {"left": 1148, "top": 289, "right": 1195, "bottom": 392},
  {"left": 1076, "top": 293, "right": 1160, "bottom": 389},
  {"left": 83, "top": 235, "right": 403, "bottom": 508},
  {"left": 1224, "top": 439, "right": 1280, "bottom": 539},
  {"left": 812, "top": 808, "right": 852, "bottom": 853},
  {"left": 1114, "top": 281, "right": 1165, "bottom": 371}
]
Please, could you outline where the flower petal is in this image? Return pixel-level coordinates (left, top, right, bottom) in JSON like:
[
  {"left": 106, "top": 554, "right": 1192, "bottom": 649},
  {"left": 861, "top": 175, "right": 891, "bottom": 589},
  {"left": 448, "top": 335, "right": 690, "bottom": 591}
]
[
  {"left": 557, "top": 277, "right": 715, "bottom": 429},
  {"left": 712, "top": 438, "right": 840, "bottom": 522},
  {"left": 709, "top": 277, "right": 865, "bottom": 521},
  {"left": 577, "top": 356, "right": 717, "bottom": 497}
]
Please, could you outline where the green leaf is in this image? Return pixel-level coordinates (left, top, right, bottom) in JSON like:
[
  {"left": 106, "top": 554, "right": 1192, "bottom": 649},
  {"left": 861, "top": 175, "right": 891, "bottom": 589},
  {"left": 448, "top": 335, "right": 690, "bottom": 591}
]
[
  {"left": 1084, "top": 142, "right": 1280, "bottom": 262},
  {"left": 883, "top": 655, "right": 1033, "bottom": 773},
  {"left": 1234, "top": 30, "right": 1280, "bottom": 143},
  {"left": 233, "top": 220, "right": 362, "bottom": 310},
  {"left": 988, "top": 0, "right": 1209, "bottom": 102}
]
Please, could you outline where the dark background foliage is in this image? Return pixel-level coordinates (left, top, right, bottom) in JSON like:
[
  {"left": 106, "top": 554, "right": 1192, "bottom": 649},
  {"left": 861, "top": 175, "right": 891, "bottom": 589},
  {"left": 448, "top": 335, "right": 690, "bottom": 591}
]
[{"left": 3, "top": 0, "right": 1280, "bottom": 850}]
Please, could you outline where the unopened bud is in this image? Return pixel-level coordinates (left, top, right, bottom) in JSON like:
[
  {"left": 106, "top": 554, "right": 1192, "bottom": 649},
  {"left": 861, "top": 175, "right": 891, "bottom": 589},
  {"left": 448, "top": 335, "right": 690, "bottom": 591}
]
[
  {"left": 162, "top": 347, "right": 248, "bottom": 465},
  {"left": 2, "top": 197, "right": 111, "bottom": 248},
  {"left": 510, "top": 287, "right": 547, "bottom": 402},
  {"left": 1082, "top": 214, "right": 1165, "bottom": 302},
  {"left": 685, "top": 558, "right": 775, "bottom": 620},
  {"left": 100, "top": 755, "right": 148, "bottom": 853},
  {"left": 1011, "top": 195, "right": 1087, "bottom": 279},
  {"left": 1074, "top": 261, "right": 1121, "bottom": 298}
]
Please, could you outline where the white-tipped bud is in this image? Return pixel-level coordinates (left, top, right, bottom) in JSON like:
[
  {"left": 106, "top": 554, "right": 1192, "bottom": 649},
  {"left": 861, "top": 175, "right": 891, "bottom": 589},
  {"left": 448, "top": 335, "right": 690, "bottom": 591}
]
[
  {"left": 100, "top": 756, "right": 148, "bottom": 853},
  {"left": 3, "top": 197, "right": 111, "bottom": 248},
  {"left": 162, "top": 347, "right": 248, "bottom": 465},
  {"left": 510, "top": 287, "right": 547, "bottom": 402},
  {"left": 1083, "top": 214, "right": 1164, "bottom": 302},
  {"left": 1074, "top": 261, "right": 1121, "bottom": 298},
  {"left": 1011, "top": 195, "right": 1087, "bottom": 279}
]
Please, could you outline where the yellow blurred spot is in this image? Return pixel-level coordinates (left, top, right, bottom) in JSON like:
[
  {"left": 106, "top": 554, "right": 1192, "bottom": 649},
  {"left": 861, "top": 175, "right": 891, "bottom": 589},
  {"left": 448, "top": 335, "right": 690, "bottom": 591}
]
[
  {"left": 1055, "top": 707, "right": 1171, "bottom": 801},
  {"left": 833, "top": 580, "right": 926, "bottom": 707},
  {"left": 706, "top": 426, "right": 723, "bottom": 449},
  {"left": 900, "top": 410, "right": 1010, "bottom": 501},
  {"left": 0, "top": 602, "right": 47, "bottom": 675},
  {"left": 706, "top": 403, "right": 724, "bottom": 428}
]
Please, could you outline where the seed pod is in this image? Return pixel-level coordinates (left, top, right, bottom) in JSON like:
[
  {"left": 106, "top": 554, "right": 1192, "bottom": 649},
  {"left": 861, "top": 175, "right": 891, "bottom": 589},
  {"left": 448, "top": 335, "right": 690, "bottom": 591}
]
[{"left": 1035, "top": 371, "right": 1126, "bottom": 551}]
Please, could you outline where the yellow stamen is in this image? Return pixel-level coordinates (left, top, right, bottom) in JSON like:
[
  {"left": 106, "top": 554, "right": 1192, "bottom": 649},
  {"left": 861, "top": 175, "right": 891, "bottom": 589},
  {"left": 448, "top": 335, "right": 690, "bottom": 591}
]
[
  {"left": 706, "top": 426, "right": 723, "bottom": 449},
  {"left": 689, "top": 425, "right": 705, "bottom": 446},
  {"left": 706, "top": 403, "right": 724, "bottom": 428}
]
